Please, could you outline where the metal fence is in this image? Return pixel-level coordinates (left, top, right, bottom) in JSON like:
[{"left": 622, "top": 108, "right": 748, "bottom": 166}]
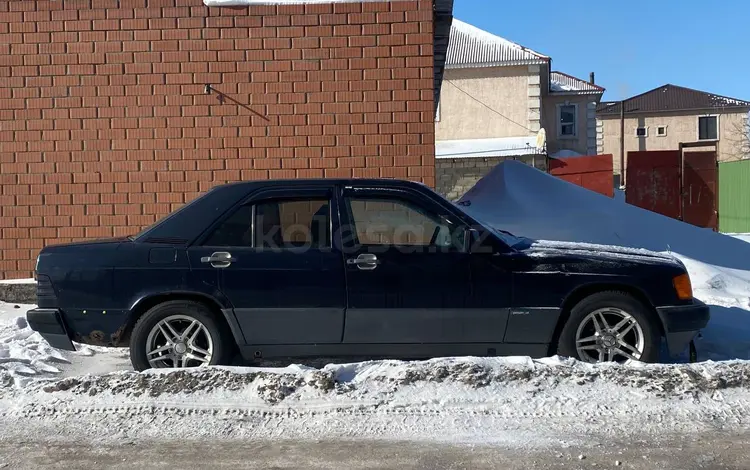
[{"left": 719, "top": 159, "right": 750, "bottom": 233}]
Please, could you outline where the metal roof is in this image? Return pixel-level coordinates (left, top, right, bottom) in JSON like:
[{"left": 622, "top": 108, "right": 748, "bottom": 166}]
[
  {"left": 445, "top": 19, "right": 549, "bottom": 69},
  {"left": 436, "top": 136, "right": 542, "bottom": 159},
  {"left": 550, "top": 71, "right": 604, "bottom": 94},
  {"left": 597, "top": 84, "right": 750, "bottom": 116}
]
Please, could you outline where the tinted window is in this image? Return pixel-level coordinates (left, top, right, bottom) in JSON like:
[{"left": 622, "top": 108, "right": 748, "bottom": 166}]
[
  {"left": 255, "top": 199, "right": 330, "bottom": 249},
  {"left": 346, "top": 197, "right": 463, "bottom": 249},
  {"left": 204, "top": 198, "right": 330, "bottom": 249},
  {"left": 203, "top": 205, "right": 253, "bottom": 247},
  {"left": 559, "top": 104, "right": 577, "bottom": 136},
  {"left": 698, "top": 116, "right": 717, "bottom": 140}
]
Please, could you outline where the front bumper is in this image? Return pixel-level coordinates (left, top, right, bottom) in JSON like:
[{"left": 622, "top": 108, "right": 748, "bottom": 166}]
[
  {"left": 26, "top": 308, "right": 77, "bottom": 351},
  {"left": 656, "top": 299, "right": 711, "bottom": 356}
]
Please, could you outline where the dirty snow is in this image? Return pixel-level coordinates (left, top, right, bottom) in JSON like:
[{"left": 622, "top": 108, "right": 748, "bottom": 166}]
[{"left": 3, "top": 355, "right": 750, "bottom": 446}]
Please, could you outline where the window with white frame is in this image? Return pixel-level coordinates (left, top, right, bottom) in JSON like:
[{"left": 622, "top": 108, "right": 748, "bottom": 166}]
[
  {"left": 635, "top": 127, "right": 648, "bottom": 137},
  {"left": 698, "top": 115, "right": 718, "bottom": 140},
  {"left": 557, "top": 103, "right": 577, "bottom": 138},
  {"left": 656, "top": 126, "right": 667, "bottom": 137}
]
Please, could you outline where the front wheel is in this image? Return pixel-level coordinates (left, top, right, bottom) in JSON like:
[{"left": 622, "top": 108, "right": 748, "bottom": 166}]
[
  {"left": 129, "top": 300, "right": 233, "bottom": 372},
  {"left": 557, "top": 291, "right": 661, "bottom": 364}
]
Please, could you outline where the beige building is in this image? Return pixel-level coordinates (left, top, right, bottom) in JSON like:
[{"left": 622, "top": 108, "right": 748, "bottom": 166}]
[
  {"left": 435, "top": 19, "right": 605, "bottom": 160},
  {"left": 596, "top": 84, "right": 750, "bottom": 184}
]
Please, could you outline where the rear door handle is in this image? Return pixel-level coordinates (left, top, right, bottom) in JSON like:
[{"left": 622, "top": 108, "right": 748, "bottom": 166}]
[
  {"left": 201, "top": 251, "right": 236, "bottom": 268},
  {"left": 346, "top": 253, "right": 380, "bottom": 271}
]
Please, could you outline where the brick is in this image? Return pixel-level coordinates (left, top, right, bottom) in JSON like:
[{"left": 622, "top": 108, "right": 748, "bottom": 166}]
[
  {"left": 349, "top": 35, "right": 376, "bottom": 47},
  {"left": 305, "top": 25, "right": 332, "bottom": 37},
  {"left": 304, "top": 3, "right": 331, "bottom": 14},
  {"left": 363, "top": 23, "right": 389, "bottom": 35},
  {"left": 324, "top": 168, "right": 352, "bottom": 178},
  {"left": 348, "top": 58, "right": 377, "bottom": 71},
  {"left": 378, "top": 34, "right": 405, "bottom": 47}
]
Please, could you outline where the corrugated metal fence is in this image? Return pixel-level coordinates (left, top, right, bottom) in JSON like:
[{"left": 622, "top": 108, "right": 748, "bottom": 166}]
[{"left": 719, "top": 159, "right": 750, "bottom": 233}]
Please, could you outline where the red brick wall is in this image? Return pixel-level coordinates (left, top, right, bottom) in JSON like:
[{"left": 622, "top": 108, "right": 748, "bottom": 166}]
[{"left": 0, "top": 0, "right": 436, "bottom": 279}]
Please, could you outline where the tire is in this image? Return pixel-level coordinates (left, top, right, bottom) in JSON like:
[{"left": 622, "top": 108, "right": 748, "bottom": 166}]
[
  {"left": 129, "top": 300, "right": 233, "bottom": 372},
  {"left": 556, "top": 291, "right": 661, "bottom": 364}
]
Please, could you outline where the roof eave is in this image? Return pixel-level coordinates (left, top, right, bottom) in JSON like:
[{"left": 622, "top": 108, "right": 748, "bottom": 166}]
[
  {"left": 596, "top": 104, "right": 750, "bottom": 117},
  {"left": 446, "top": 59, "right": 549, "bottom": 69},
  {"left": 433, "top": 0, "right": 454, "bottom": 111},
  {"left": 550, "top": 90, "right": 605, "bottom": 96}
]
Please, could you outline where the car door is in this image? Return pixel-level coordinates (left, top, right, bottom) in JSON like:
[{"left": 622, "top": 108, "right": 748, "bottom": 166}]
[
  {"left": 196, "top": 186, "right": 346, "bottom": 345},
  {"left": 339, "top": 186, "right": 507, "bottom": 345}
]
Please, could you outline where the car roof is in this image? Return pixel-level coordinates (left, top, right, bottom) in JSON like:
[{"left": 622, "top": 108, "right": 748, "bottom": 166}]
[{"left": 217, "top": 178, "right": 429, "bottom": 190}]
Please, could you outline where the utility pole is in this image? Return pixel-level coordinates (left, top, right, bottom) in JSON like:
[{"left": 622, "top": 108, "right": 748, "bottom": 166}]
[{"left": 619, "top": 101, "right": 625, "bottom": 187}]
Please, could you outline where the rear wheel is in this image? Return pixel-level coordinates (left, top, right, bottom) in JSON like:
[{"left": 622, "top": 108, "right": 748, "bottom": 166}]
[
  {"left": 557, "top": 291, "right": 660, "bottom": 364},
  {"left": 129, "top": 300, "right": 233, "bottom": 372}
]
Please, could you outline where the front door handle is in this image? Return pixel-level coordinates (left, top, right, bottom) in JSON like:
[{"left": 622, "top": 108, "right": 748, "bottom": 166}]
[
  {"left": 346, "top": 253, "right": 380, "bottom": 271},
  {"left": 201, "top": 251, "right": 236, "bottom": 268}
]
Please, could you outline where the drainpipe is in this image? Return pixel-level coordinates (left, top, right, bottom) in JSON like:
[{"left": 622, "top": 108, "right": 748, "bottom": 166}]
[{"left": 619, "top": 102, "right": 625, "bottom": 187}]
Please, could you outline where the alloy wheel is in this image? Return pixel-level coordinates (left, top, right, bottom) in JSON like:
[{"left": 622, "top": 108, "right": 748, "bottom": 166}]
[
  {"left": 145, "top": 314, "right": 214, "bottom": 368},
  {"left": 574, "top": 307, "right": 645, "bottom": 363}
]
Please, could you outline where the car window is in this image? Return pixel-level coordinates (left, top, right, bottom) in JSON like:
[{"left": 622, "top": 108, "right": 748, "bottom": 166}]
[
  {"left": 204, "top": 198, "right": 330, "bottom": 249},
  {"left": 203, "top": 205, "right": 253, "bottom": 247},
  {"left": 345, "top": 196, "right": 462, "bottom": 249}
]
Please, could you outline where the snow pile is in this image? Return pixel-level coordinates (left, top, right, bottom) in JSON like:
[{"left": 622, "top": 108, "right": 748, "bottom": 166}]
[
  {"left": 550, "top": 81, "right": 574, "bottom": 92},
  {"left": 3, "top": 358, "right": 750, "bottom": 445},
  {"left": 0, "top": 278, "right": 36, "bottom": 285},
  {"left": 0, "top": 302, "right": 131, "bottom": 384},
  {"left": 458, "top": 161, "right": 750, "bottom": 360},
  {"left": 0, "top": 303, "right": 71, "bottom": 381}
]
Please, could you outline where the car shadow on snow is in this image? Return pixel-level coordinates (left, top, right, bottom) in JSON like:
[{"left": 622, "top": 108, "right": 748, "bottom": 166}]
[{"left": 659, "top": 304, "right": 750, "bottom": 364}]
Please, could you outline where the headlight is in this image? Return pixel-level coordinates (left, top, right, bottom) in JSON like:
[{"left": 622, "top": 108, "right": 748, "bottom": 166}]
[{"left": 672, "top": 273, "right": 693, "bottom": 300}]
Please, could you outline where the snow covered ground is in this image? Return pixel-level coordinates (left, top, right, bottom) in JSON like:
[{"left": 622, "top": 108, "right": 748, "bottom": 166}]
[
  {"left": 2, "top": 162, "right": 750, "bottom": 451},
  {"left": 2, "top": 340, "right": 750, "bottom": 447}
]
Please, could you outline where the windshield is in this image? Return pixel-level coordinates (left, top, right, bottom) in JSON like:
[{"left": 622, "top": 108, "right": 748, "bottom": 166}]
[{"left": 452, "top": 201, "right": 530, "bottom": 249}]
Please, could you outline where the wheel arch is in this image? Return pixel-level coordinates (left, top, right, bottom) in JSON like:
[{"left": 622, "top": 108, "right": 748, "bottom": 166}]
[
  {"left": 547, "top": 282, "right": 664, "bottom": 356},
  {"left": 120, "top": 291, "right": 245, "bottom": 348}
]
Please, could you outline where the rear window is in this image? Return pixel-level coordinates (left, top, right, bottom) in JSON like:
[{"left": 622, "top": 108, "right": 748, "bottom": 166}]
[{"left": 132, "top": 188, "right": 218, "bottom": 242}]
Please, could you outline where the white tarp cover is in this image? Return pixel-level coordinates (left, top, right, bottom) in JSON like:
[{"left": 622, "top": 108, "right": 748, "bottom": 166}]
[{"left": 456, "top": 160, "right": 750, "bottom": 273}]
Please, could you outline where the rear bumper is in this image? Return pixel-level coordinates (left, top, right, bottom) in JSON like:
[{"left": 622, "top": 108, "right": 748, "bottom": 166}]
[
  {"left": 26, "top": 308, "right": 77, "bottom": 352},
  {"left": 656, "top": 299, "right": 711, "bottom": 356}
]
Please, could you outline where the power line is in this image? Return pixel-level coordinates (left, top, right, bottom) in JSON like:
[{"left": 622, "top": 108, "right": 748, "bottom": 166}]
[{"left": 444, "top": 80, "right": 536, "bottom": 133}]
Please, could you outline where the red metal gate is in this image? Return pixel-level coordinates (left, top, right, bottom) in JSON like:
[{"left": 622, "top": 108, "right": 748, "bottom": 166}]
[
  {"left": 683, "top": 151, "right": 718, "bottom": 230},
  {"left": 625, "top": 150, "right": 681, "bottom": 220},
  {"left": 625, "top": 148, "right": 718, "bottom": 230},
  {"left": 548, "top": 154, "right": 614, "bottom": 197}
]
